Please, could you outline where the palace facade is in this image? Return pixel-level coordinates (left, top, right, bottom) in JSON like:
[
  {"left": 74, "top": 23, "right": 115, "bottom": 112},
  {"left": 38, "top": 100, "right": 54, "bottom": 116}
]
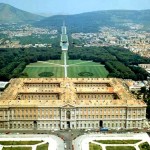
[{"left": 0, "top": 78, "right": 147, "bottom": 130}]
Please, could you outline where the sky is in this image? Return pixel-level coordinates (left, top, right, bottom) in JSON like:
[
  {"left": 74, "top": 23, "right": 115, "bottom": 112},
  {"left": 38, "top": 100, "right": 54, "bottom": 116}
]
[{"left": 0, "top": 0, "right": 150, "bottom": 15}]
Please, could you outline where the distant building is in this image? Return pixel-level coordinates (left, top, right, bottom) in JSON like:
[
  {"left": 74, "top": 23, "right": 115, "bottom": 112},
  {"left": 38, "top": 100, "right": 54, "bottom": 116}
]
[
  {"left": 125, "top": 80, "right": 146, "bottom": 92},
  {"left": 0, "top": 78, "right": 147, "bottom": 130},
  {"left": 0, "top": 81, "right": 9, "bottom": 97},
  {"left": 0, "top": 81, "right": 9, "bottom": 90},
  {"left": 60, "top": 22, "right": 69, "bottom": 51},
  {"left": 139, "top": 64, "right": 150, "bottom": 74}
]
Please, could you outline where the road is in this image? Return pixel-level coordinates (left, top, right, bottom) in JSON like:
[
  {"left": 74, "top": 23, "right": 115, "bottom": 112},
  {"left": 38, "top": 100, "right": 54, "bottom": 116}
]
[
  {"left": 0, "top": 129, "right": 150, "bottom": 150},
  {"left": 63, "top": 52, "right": 67, "bottom": 78},
  {"left": 54, "top": 129, "right": 85, "bottom": 150}
]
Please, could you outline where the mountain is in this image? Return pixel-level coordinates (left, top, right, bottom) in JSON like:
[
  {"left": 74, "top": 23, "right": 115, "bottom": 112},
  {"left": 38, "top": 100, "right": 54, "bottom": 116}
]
[
  {"left": 34, "top": 10, "right": 150, "bottom": 32},
  {"left": 0, "top": 3, "right": 44, "bottom": 23}
]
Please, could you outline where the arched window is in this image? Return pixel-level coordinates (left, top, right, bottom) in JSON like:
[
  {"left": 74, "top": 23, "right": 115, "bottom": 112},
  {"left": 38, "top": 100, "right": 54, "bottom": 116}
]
[{"left": 66, "top": 110, "right": 71, "bottom": 119}]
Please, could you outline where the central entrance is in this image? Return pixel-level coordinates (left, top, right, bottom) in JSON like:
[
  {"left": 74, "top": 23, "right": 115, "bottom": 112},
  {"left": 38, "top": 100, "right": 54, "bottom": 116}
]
[
  {"left": 99, "top": 120, "right": 103, "bottom": 128},
  {"left": 33, "top": 121, "right": 37, "bottom": 129},
  {"left": 67, "top": 121, "right": 70, "bottom": 128}
]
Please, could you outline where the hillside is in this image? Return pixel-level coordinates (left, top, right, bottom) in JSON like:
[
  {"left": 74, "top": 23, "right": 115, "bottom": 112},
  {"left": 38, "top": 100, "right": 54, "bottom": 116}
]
[
  {"left": 34, "top": 10, "right": 150, "bottom": 32},
  {"left": 0, "top": 3, "right": 44, "bottom": 23}
]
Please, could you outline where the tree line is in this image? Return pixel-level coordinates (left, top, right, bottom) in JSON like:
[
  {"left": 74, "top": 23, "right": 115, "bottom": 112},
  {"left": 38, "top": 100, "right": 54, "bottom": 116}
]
[
  {"left": 0, "top": 46, "right": 149, "bottom": 81},
  {"left": 0, "top": 47, "right": 61, "bottom": 81},
  {"left": 68, "top": 46, "right": 150, "bottom": 80}
]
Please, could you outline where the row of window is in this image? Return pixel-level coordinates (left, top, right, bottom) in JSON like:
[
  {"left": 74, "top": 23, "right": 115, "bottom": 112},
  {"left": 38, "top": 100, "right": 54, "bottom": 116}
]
[
  {"left": 9, "top": 115, "right": 60, "bottom": 119},
  {"left": 17, "top": 94, "right": 59, "bottom": 100},
  {"left": 11, "top": 109, "right": 59, "bottom": 114},
  {"left": 24, "top": 83, "right": 60, "bottom": 87},
  {"left": 75, "top": 83, "right": 110, "bottom": 87},
  {"left": 77, "top": 94, "right": 114, "bottom": 99},
  {"left": 2, "top": 108, "right": 145, "bottom": 117},
  {"left": 9, "top": 123, "right": 60, "bottom": 128}
]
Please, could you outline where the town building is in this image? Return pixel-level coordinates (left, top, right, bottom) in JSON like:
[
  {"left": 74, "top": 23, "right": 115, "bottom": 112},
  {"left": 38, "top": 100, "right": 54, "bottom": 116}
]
[
  {"left": 125, "top": 80, "right": 146, "bottom": 92},
  {"left": 0, "top": 81, "right": 9, "bottom": 97},
  {"left": 139, "top": 64, "right": 150, "bottom": 74},
  {"left": 0, "top": 78, "right": 147, "bottom": 130}
]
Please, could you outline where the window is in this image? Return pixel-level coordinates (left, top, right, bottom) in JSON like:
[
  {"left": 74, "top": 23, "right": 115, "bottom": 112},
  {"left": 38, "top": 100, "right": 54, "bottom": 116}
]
[{"left": 92, "top": 110, "right": 94, "bottom": 114}]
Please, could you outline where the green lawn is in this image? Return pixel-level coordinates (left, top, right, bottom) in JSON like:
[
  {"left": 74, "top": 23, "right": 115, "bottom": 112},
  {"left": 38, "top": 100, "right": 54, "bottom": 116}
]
[
  {"left": 89, "top": 143, "right": 102, "bottom": 150},
  {"left": 95, "top": 140, "right": 141, "bottom": 144},
  {"left": 139, "top": 142, "right": 150, "bottom": 150},
  {"left": 0, "top": 141, "right": 41, "bottom": 145},
  {"left": 36, "top": 143, "right": 49, "bottom": 150},
  {"left": 106, "top": 146, "right": 136, "bottom": 150},
  {"left": 23, "top": 59, "right": 108, "bottom": 78},
  {"left": 2, "top": 147, "right": 32, "bottom": 150}
]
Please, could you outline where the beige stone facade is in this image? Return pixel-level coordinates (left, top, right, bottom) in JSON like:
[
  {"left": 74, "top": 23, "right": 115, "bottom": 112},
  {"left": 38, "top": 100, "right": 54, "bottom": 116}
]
[{"left": 0, "top": 78, "right": 147, "bottom": 130}]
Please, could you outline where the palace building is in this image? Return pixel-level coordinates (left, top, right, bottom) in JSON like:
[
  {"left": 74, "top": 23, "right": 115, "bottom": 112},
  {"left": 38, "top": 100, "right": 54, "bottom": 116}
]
[{"left": 0, "top": 77, "right": 147, "bottom": 130}]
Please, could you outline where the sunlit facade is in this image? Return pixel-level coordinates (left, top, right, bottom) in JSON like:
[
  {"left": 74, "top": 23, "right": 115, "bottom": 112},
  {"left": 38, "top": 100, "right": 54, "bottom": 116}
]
[{"left": 0, "top": 78, "right": 147, "bottom": 130}]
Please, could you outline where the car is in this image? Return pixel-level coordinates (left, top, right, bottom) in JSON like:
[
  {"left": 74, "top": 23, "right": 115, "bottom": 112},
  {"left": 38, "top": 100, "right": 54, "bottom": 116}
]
[{"left": 64, "top": 143, "right": 67, "bottom": 149}]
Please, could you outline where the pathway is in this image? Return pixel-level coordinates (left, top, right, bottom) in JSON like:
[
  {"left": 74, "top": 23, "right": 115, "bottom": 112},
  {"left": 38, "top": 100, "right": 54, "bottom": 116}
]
[
  {"left": 0, "top": 134, "right": 64, "bottom": 150},
  {"left": 73, "top": 132, "right": 150, "bottom": 150},
  {"left": 64, "top": 52, "right": 67, "bottom": 78}
]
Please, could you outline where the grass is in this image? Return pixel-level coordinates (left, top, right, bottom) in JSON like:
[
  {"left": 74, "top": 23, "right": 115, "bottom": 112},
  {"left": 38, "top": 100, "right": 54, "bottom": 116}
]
[
  {"left": 89, "top": 143, "right": 102, "bottom": 150},
  {"left": 2, "top": 147, "right": 32, "bottom": 150},
  {"left": 0, "top": 141, "right": 42, "bottom": 145},
  {"left": 68, "top": 63, "right": 108, "bottom": 78},
  {"left": 95, "top": 140, "right": 141, "bottom": 144},
  {"left": 139, "top": 142, "right": 150, "bottom": 150},
  {"left": 23, "top": 58, "right": 108, "bottom": 78},
  {"left": 24, "top": 64, "right": 64, "bottom": 78},
  {"left": 106, "top": 146, "right": 136, "bottom": 150},
  {"left": 36, "top": 143, "right": 49, "bottom": 150}
]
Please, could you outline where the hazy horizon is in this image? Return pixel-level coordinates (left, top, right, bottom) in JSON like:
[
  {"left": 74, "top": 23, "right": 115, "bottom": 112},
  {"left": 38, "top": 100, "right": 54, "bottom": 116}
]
[{"left": 0, "top": 0, "right": 150, "bottom": 15}]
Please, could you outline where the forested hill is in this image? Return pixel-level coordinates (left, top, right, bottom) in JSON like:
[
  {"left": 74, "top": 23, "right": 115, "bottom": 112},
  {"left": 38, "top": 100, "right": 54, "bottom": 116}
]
[
  {"left": 34, "top": 10, "right": 150, "bottom": 32},
  {"left": 0, "top": 3, "right": 44, "bottom": 23}
]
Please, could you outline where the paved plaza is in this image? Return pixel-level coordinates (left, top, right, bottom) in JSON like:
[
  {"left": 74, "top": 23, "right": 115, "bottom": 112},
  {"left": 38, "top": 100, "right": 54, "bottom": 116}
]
[
  {"left": 0, "top": 134, "right": 64, "bottom": 150},
  {"left": 73, "top": 132, "right": 150, "bottom": 150}
]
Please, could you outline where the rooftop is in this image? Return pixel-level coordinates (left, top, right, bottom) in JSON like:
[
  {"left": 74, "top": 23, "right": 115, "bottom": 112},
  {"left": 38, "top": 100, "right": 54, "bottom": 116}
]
[{"left": 0, "top": 78, "right": 146, "bottom": 108}]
